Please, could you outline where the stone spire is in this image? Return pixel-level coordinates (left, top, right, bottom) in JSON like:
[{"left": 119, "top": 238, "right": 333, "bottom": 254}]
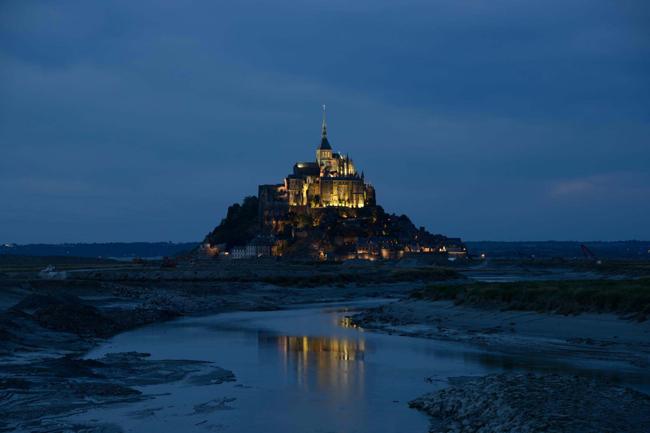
[{"left": 318, "top": 104, "right": 332, "bottom": 150}]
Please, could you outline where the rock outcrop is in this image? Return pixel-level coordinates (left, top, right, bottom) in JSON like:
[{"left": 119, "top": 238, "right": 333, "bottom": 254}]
[{"left": 410, "top": 373, "right": 650, "bottom": 433}]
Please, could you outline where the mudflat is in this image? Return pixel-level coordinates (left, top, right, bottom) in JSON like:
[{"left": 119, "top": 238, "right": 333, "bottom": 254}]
[{"left": 1, "top": 257, "right": 649, "bottom": 432}]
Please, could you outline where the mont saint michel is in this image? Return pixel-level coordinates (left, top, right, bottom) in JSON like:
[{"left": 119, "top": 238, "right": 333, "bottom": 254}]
[
  {"left": 3, "top": 2, "right": 649, "bottom": 433},
  {"left": 203, "top": 108, "right": 466, "bottom": 261}
]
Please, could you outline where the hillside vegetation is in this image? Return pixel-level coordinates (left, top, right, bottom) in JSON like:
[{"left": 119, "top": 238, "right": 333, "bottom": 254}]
[{"left": 204, "top": 196, "right": 259, "bottom": 249}]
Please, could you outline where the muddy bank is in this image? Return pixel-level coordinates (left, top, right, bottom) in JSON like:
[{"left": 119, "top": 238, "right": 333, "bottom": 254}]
[
  {"left": 0, "top": 351, "right": 234, "bottom": 432},
  {"left": 0, "top": 293, "right": 181, "bottom": 360},
  {"left": 354, "top": 296, "right": 650, "bottom": 432},
  {"left": 0, "top": 292, "right": 238, "bottom": 432},
  {"left": 410, "top": 373, "right": 650, "bottom": 433},
  {"left": 352, "top": 299, "right": 650, "bottom": 369},
  {"left": 0, "top": 287, "right": 239, "bottom": 432}
]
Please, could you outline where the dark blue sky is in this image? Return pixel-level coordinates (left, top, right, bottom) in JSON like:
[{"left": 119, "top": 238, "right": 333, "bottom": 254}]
[{"left": 1, "top": 0, "right": 649, "bottom": 243}]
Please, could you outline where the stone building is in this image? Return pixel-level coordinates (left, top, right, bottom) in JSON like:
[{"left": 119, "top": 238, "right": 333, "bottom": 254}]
[{"left": 231, "top": 234, "right": 275, "bottom": 259}]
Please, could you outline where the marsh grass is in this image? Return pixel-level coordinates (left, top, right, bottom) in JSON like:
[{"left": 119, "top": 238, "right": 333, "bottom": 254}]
[{"left": 411, "top": 278, "right": 650, "bottom": 318}]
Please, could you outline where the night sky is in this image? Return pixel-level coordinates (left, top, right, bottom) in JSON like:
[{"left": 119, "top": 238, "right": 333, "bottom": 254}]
[{"left": 1, "top": 1, "right": 649, "bottom": 243}]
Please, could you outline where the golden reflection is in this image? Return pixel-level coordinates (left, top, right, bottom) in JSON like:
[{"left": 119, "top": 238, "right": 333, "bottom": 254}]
[
  {"left": 259, "top": 333, "right": 366, "bottom": 396},
  {"left": 338, "top": 316, "right": 363, "bottom": 330}
]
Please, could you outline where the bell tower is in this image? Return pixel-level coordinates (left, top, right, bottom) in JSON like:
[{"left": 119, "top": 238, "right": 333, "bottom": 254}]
[{"left": 316, "top": 104, "right": 332, "bottom": 165}]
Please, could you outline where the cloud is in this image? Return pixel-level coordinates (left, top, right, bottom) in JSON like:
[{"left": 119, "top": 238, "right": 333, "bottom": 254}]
[
  {"left": 0, "top": 0, "right": 649, "bottom": 242},
  {"left": 549, "top": 180, "right": 595, "bottom": 197},
  {"left": 548, "top": 172, "right": 650, "bottom": 200}
]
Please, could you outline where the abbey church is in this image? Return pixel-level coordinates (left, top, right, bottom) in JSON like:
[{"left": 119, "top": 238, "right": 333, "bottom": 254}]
[{"left": 261, "top": 108, "right": 375, "bottom": 211}]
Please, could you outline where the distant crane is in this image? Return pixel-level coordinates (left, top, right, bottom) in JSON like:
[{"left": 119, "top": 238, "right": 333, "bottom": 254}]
[{"left": 580, "top": 244, "right": 602, "bottom": 264}]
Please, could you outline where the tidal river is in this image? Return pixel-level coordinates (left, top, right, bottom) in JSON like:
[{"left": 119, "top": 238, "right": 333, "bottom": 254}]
[{"left": 71, "top": 299, "right": 641, "bottom": 432}]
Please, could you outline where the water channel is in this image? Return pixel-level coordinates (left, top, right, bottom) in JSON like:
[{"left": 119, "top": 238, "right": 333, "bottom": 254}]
[{"left": 74, "top": 299, "right": 646, "bottom": 432}]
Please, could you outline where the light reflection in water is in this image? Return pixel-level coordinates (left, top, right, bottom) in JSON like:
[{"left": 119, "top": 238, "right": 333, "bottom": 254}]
[
  {"left": 259, "top": 334, "right": 366, "bottom": 398},
  {"left": 338, "top": 315, "right": 363, "bottom": 330}
]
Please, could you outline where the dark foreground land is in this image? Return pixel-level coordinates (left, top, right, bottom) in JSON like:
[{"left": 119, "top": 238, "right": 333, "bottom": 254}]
[{"left": 1, "top": 256, "right": 649, "bottom": 432}]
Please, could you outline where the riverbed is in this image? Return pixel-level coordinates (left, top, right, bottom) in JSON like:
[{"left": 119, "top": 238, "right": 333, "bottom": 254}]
[{"left": 61, "top": 299, "right": 648, "bottom": 433}]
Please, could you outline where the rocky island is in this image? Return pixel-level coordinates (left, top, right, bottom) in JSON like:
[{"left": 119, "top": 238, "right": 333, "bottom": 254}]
[{"left": 202, "top": 108, "right": 466, "bottom": 262}]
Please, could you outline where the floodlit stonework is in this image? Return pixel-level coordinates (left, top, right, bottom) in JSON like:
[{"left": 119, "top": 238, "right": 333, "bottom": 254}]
[{"left": 259, "top": 106, "right": 375, "bottom": 216}]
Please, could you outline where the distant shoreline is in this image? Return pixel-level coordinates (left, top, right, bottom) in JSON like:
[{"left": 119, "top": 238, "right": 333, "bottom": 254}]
[{"left": 3, "top": 240, "right": 649, "bottom": 260}]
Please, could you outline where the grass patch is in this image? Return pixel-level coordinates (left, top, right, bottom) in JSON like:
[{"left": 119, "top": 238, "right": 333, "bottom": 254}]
[{"left": 411, "top": 278, "right": 650, "bottom": 318}]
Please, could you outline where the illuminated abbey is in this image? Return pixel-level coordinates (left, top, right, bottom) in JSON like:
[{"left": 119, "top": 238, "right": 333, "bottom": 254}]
[
  {"left": 266, "top": 106, "right": 375, "bottom": 209},
  {"left": 204, "top": 106, "right": 467, "bottom": 261}
]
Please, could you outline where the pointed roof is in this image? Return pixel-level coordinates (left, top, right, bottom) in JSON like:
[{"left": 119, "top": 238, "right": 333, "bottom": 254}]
[
  {"left": 319, "top": 136, "right": 332, "bottom": 150},
  {"left": 318, "top": 104, "right": 332, "bottom": 150}
]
